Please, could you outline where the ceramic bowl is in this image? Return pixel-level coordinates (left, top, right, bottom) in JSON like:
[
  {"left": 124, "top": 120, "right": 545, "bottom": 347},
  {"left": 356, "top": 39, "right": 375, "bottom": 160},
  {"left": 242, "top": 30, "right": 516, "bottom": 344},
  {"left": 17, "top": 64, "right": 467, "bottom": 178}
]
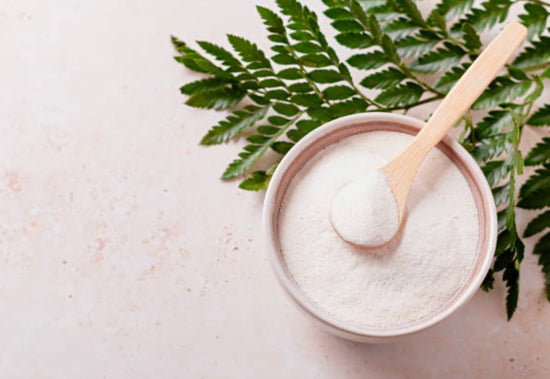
[{"left": 263, "top": 112, "right": 497, "bottom": 343}]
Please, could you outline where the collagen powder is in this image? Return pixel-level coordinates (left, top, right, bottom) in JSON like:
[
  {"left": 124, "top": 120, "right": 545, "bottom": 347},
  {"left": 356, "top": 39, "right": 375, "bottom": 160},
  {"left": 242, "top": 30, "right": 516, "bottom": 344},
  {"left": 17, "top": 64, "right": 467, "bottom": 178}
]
[
  {"left": 330, "top": 171, "right": 399, "bottom": 247},
  {"left": 278, "top": 130, "right": 479, "bottom": 328}
]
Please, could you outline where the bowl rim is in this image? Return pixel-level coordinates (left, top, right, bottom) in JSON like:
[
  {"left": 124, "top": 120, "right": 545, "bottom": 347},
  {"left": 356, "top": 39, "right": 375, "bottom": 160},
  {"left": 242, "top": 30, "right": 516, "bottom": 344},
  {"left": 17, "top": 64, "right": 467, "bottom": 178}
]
[{"left": 263, "top": 112, "right": 498, "bottom": 341}]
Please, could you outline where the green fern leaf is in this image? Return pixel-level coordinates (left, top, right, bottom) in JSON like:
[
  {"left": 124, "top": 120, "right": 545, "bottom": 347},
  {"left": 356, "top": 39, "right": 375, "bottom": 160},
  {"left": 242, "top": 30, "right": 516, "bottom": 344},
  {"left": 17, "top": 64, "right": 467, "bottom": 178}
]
[
  {"left": 227, "top": 35, "right": 271, "bottom": 69},
  {"left": 368, "top": 14, "right": 383, "bottom": 44},
  {"left": 332, "top": 19, "right": 364, "bottom": 33},
  {"left": 520, "top": 164, "right": 550, "bottom": 198},
  {"left": 354, "top": 0, "right": 387, "bottom": 14},
  {"left": 296, "top": 119, "right": 322, "bottom": 133},
  {"left": 525, "top": 137, "right": 550, "bottom": 166},
  {"left": 380, "top": 35, "right": 401, "bottom": 65},
  {"left": 222, "top": 114, "right": 300, "bottom": 179},
  {"left": 335, "top": 32, "right": 373, "bottom": 48},
  {"left": 360, "top": 67, "right": 406, "bottom": 89},
  {"left": 475, "top": 108, "right": 513, "bottom": 139},
  {"left": 528, "top": 104, "right": 550, "bottom": 126},
  {"left": 307, "top": 98, "right": 367, "bottom": 122},
  {"left": 257, "top": 6, "right": 286, "bottom": 36},
  {"left": 322, "top": 85, "right": 356, "bottom": 100},
  {"left": 392, "top": 0, "right": 426, "bottom": 27},
  {"left": 533, "top": 233, "right": 550, "bottom": 301},
  {"left": 461, "top": 23, "right": 482, "bottom": 51},
  {"left": 457, "top": 0, "right": 512, "bottom": 32},
  {"left": 347, "top": 0, "right": 370, "bottom": 27},
  {"left": 180, "top": 77, "right": 236, "bottom": 95},
  {"left": 472, "top": 135, "right": 512, "bottom": 162},
  {"left": 525, "top": 210, "right": 550, "bottom": 237},
  {"left": 435, "top": 0, "right": 475, "bottom": 21},
  {"left": 347, "top": 51, "right": 388, "bottom": 70},
  {"left": 519, "top": 3, "right": 549, "bottom": 40},
  {"left": 239, "top": 163, "right": 278, "bottom": 191},
  {"left": 197, "top": 41, "right": 243, "bottom": 70},
  {"left": 518, "top": 187, "right": 550, "bottom": 210},
  {"left": 239, "top": 170, "right": 270, "bottom": 191},
  {"left": 288, "top": 31, "right": 314, "bottom": 42},
  {"left": 172, "top": 37, "right": 231, "bottom": 78},
  {"left": 396, "top": 35, "right": 438, "bottom": 58},
  {"left": 291, "top": 93, "right": 323, "bottom": 107},
  {"left": 264, "top": 89, "right": 290, "bottom": 100},
  {"left": 410, "top": 42, "right": 466, "bottom": 73},
  {"left": 288, "top": 82, "right": 314, "bottom": 93},
  {"left": 308, "top": 69, "right": 343, "bottom": 83},
  {"left": 427, "top": 10, "right": 447, "bottom": 33},
  {"left": 481, "top": 269, "right": 495, "bottom": 292},
  {"left": 201, "top": 106, "right": 269, "bottom": 145},
  {"left": 362, "top": 3, "right": 400, "bottom": 22},
  {"left": 273, "top": 102, "right": 300, "bottom": 116},
  {"left": 299, "top": 54, "right": 332, "bottom": 67},
  {"left": 492, "top": 183, "right": 513, "bottom": 207},
  {"left": 293, "top": 41, "right": 323, "bottom": 53},
  {"left": 186, "top": 88, "right": 246, "bottom": 110},
  {"left": 272, "top": 141, "right": 295, "bottom": 153},
  {"left": 514, "top": 36, "right": 550, "bottom": 68},
  {"left": 434, "top": 64, "right": 468, "bottom": 93},
  {"left": 324, "top": 7, "right": 353, "bottom": 20},
  {"left": 482, "top": 159, "right": 510, "bottom": 186},
  {"left": 383, "top": 17, "right": 420, "bottom": 39},
  {"left": 518, "top": 164, "right": 550, "bottom": 209},
  {"left": 503, "top": 260, "right": 519, "bottom": 320},
  {"left": 473, "top": 77, "right": 531, "bottom": 110},
  {"left": 375, "top": 82, "right": 423, "bottom": 107},
  {"left": 277, "top": 0, "right": 308, "bottom": 21},
  {"left": 495, "top": 246, "right": 515, "bottom": 271}
]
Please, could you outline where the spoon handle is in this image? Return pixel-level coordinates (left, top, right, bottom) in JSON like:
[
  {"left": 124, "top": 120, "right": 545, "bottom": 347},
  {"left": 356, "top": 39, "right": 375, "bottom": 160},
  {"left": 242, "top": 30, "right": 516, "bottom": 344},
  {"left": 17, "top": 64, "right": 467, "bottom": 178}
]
[
  {"left": 411, "top": 21, "right": 527, "bottom": 155},
  {"left": 384, "top": 21, "right": 526, "bottom": 210}
]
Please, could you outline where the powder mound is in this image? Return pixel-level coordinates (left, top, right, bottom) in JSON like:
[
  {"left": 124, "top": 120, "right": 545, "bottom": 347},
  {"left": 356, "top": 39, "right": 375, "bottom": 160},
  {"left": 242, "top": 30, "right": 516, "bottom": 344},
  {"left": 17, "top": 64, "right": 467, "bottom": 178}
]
[
  {"left": 330, "top": 171, "right": 399, "bottom": 247},
  {"left": 279, "top": 131, "right": 479, "bottom": 328}
]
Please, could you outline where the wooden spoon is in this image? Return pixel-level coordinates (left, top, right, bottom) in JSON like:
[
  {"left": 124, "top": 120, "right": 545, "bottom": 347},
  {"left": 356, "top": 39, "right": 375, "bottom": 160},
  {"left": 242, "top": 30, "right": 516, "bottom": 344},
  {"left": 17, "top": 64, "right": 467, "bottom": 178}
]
[{"left": 330, "top": 21, "right": 527, "bottom": 248}]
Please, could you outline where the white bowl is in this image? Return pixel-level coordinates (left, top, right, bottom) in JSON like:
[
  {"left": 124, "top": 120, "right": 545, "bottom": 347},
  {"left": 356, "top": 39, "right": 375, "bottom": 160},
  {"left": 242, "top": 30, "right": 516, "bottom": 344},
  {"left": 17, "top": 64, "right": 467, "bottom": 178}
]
[{"left": 263, "top": 113, "right": 497, "bottom": 343}]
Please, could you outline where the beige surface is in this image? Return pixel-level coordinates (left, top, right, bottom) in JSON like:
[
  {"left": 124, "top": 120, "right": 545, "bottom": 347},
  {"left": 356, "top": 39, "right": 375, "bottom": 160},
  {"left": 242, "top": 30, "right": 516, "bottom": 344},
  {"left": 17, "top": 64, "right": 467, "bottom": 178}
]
[{"left": 1, "top": 0, "right": 549, "bottom": 377}]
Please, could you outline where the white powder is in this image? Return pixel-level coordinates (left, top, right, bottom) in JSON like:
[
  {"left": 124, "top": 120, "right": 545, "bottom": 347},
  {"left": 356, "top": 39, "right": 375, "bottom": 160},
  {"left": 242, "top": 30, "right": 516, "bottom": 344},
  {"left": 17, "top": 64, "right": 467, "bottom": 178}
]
[
  {"left": 330, "top": 171, "right": 399, "bottom": 247},
  {"left": 279, "top": 131, "right": 479, "bottom": 328}
]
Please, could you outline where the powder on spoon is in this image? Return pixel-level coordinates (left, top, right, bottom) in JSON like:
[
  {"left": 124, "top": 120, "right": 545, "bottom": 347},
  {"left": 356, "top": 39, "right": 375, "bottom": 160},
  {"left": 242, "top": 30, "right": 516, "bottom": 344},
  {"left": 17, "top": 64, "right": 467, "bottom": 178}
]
[
  {"left": 278, "top": 130, "right": 479, "bottom": 328},
  {"left": 330, "top": 171, "right": 399, "bottom": 247}
]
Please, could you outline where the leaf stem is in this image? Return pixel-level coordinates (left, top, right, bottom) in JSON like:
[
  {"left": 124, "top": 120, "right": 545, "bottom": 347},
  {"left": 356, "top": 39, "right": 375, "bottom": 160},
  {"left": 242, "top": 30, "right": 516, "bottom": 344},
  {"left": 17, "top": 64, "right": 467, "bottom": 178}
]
[
  {"left": 424, "top": 23, "right": 463, "bottom": 47},
  {"left": 398, "top": 65, "right": 444, "bottom": 97},
  {"left": 382, "top": 95, "right": 443, "bottom": 112},
  {"left": 347, "top": 77, "right": 386, "bottom": 109},
  {"left": 281, "top": 38, "right": 329, "bottom": 105}
]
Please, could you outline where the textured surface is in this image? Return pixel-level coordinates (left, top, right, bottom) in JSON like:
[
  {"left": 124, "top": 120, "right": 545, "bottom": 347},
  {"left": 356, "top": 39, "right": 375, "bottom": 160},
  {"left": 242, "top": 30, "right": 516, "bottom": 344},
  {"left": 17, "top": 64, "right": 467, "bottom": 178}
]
[{"left": 0, "top": 0, "right": 549, "bottom": 377}]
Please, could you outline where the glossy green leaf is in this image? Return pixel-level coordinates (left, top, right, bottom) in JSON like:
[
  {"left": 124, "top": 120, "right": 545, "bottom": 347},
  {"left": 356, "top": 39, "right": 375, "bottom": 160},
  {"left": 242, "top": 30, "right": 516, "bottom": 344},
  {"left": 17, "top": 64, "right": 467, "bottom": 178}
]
[
  {"left": 525, "top": 137, "right": 550, "bottom": 166},
  {"left": 335, "top": 32, "right": 373, "bottom": 48},
  {"left": 322, "top": 85, "right": 356, "bottom": 100},
  {"left": 361, "top": 67, "right": 406, "bottom": 89},
  {"left": 529, "top": 104, "right": 550, "bottom": 126},
  {"left": 347, "top": 51, "right": 388, "bottom": 70},
  {"left": 533, "top": 233, "right": 550, "bottom": 301},
  {"left": 375, "top": 82, "right": 423, "bottom": 107},
  {"left": 308, "top": 69, "right": 343, "bottom": 83}
]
